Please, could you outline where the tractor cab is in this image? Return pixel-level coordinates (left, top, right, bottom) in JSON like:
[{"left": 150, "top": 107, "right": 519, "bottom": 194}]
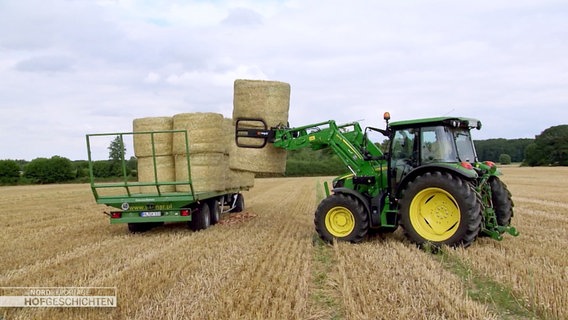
[{"left": 386, "top": 117, "right": 482, "bottom": 193}]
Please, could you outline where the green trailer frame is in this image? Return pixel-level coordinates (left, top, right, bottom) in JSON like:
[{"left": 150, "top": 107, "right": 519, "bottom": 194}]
[{"left": 86, "top": 130, "right": 248, "bottom": 227}]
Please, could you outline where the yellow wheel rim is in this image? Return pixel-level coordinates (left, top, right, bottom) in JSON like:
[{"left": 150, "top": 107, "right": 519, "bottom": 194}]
[
  {"left": 409, "top": 187, "right": 460, "bottom": 242},
  {"left": 325, "top": 206, "right": 355, "bottom": 238}
]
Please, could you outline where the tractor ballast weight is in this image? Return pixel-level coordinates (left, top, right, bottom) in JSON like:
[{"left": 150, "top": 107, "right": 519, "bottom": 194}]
[{"left": 235, "top": 113, "right": 519, "bottom": 248}]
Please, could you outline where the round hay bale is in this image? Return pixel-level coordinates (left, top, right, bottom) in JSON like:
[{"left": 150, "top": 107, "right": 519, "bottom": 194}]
[
  {"left": 223, "top": 118, "right": 234, "bottom": 155},
  {"left": 175, "top": 153, "right": 226, "bottom": 192},
  {"left": 172, "top": 113, "right": 226, "bottom": 155},
  {"left": 232, "top": 79, "right": 291, "bottom": 127},
  {"left": 228, "top": 141, "right": 287, "bottom": 174},
  {"left": 230, "top": 79, "right": 290, "bottom": 173},
  {"left": 133, "top": 117, "right": 173, "bottom": 157},
  {"left": 137, "top": 156, "right": 176, "bottom": 193},
  {"left": 227, "top": 169, "right": 255, "bottom": 189}
]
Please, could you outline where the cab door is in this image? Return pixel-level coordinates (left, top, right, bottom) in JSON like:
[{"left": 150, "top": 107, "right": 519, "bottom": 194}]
[{"left": 389, "top": 128, "right": 418, "bottom": 193}]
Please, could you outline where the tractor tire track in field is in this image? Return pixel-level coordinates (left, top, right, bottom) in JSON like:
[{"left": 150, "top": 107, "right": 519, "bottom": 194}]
[
  {"left": 513, "top": 197, "right": 568, "bottom": 211},
  {"left": 329, "top": 239, "right": 498, "bottom": 320},
  {"left": 177, "top": 178, "right": 315, "bottom": 320}
]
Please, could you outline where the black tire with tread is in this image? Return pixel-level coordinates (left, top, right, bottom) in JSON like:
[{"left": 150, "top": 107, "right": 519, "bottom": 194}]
[
  {"left": 489, "top": 176, "right": 514, "bottom": 227},
  {"left": 230, "top": 193, "right": 245, "bottom": 213},
  {"left": 314, "top": 193, "right": 368, "bottom": 243},
  {"left": 127, "top": 222, "right": 158, "bottom": 233},
  {"left": 189, "top": 202, "right": 211, "bottom": 231},
  {"left": 399, "top": 171, "right": 482, "bottom": 247},
  {"left": 209, "top": 198, "right": 221, "bottom": 225}
]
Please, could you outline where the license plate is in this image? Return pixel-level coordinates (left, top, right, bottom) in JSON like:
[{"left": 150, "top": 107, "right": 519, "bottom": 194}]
[{"left": 140, "top": 211, "right": 161, "bottom": 217}]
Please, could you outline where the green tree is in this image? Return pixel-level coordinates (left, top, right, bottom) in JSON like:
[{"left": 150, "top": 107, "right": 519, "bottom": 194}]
[
  {"left": 524, "top": 143, "right": 542, "bottom": 166},
  {"left": 378, "top": 139, "right": 389, "bottom": 153},
  {"left": 108, "top": 136, "right": 127, "bottom": 176},
  {"left": 475, "top": 138, "right": 533, "bottom": 163},
  {"left": 127, "top": 156, "right": 138, "bottom": 177},
  {"left": 24, "top": 157, "right": 49, "bottom": 183},
  {"left": 108, "top": 136, "right": 126, "bottom": 161},
  {"left": 0, "top": 160, "right": 21, "bottom": 184},
  {"left": 499, "top": 154, "right": 512, "bottom": 165},
  {"left": 524, "top": 125, "right": 568, "bottom": 166},
  {"left": 48, "top": 156, "right": 75, "bottom": 182},
  {"left": 73, "top": 160, "right": 90, "bottom": 178},
  {"left": 92, "top": 160, "right": 113, "bottom": 178},
  {"left": 285, "top": 149, "right": 346, "bottom": 176},
  {"left": 24, "top": 156, "right": 74, "bottom": 184}
]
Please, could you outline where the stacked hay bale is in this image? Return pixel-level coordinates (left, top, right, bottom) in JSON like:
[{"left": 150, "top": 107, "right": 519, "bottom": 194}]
[
  {"left": 132, "top": 79, "right": 290, "bottom": 195},
  {"left": 230, "top": 79, "right": 290, "bottom": 174},
  {"left": 224, "top": 117, "right": 255, "bottom": 189},
  {"left": 133, "top": 117, "right": 175, "bottom": 193},
  {"left": 172, "top": 112, "right": 226, "bottom": 193}
]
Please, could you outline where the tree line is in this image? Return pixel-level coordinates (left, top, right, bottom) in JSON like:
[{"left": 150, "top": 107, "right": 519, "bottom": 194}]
[
  {"left": 1, "top": 125, "right": 566, "bottom": 185},
  {"left": 0, "top": 137, "right": 135, "bottom": 185}
]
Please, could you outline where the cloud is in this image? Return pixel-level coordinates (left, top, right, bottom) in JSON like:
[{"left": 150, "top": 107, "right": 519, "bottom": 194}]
[
  {"left": 15, "top": 55, "right": 75, "bottom": 73},
  {"left": 144, "top": 72, "right": 161, "bottom": 83},
  {"left": 0, "top": 0, "right": 567, "bottom": 160},
  {"left": 221, "top": 7, "right": 264, "bottom": 27},
  {"left": 163, "top": 64, "right": 267, "bottom": 86}
]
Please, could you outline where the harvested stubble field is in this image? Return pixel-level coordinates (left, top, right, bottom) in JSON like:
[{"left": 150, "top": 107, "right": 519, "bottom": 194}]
[{"left": 0, "top": 167, "right": 566, "bottom": 320}]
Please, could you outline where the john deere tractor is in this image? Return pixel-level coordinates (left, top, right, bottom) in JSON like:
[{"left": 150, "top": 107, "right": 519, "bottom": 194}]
[{"left": 236, "top": 113, "right": 518, "bottom": 247}]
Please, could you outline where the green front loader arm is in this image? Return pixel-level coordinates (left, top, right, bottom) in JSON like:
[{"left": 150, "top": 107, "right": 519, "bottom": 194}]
[
  {"left": 273, "top": 120, "right": 382, "bottom": 179},
  {"left": 235, "top": 119, "right": 387, "bottom": 196}
]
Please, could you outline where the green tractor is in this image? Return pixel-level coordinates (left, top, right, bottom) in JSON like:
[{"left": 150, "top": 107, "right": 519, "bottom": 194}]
[{"left": 236, "top": 113, "right": 518, "bottom": 247}]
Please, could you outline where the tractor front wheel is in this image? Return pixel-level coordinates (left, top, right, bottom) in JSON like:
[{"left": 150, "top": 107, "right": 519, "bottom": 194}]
[
  {"left": 399, "top": 171, "right": 482, "bottom": 247},
  {"left": 315, "top": 193, "right": 368, "bottom": 243},
  {"left": 489, "top": 176, "right": 514, "bottom": 228}
]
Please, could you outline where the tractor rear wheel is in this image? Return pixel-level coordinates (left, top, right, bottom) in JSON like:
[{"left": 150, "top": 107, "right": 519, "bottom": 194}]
[
  {"left": 399, "top": 171, "right": 482, "bottom": 247},
  {"left": 489, "top": 176, "right": 514, "bottom": 227},
  {"left": 314, "top": 193, "right": 368, "bottom": 243}
]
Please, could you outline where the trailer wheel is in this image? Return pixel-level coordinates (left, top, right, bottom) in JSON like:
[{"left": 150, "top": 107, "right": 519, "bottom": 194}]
[
  {"left": 489, "top": 176, "right": 514, "bottom": 227},
  {"left": 209, "top": 198, "right": 221, "bottom": 225},
  {"left": 314, "top": 193, "right": 368, "bottom": 243},
  {"left": 230, "top": 193, "right": 245, "bottom": 213},
  {"left": 399, "top": 171, "right": 481, "bottom": 248},
  {"left": 189, "top": 202, "right": 210, "bottom": 231},
  {"left": 127, "top": 223, "right": 154, "bottom": 233}
]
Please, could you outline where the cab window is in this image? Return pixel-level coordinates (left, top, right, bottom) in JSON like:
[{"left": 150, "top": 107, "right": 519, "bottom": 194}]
[{"left": 420, "top": 126, "right": 457, "bottom": 163}]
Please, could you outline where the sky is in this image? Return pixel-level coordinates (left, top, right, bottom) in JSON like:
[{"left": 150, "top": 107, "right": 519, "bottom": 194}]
[{"left": 1, "top": 0, "right": 567, "bottom": 160}]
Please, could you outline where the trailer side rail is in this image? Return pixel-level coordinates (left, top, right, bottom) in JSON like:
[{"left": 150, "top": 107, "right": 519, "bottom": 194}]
[{"left": 85, "top": 130, "right": 194, "bottom": 202}]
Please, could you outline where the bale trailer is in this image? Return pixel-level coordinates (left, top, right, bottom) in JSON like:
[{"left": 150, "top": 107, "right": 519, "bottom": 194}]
[{"left": 86, "top": 130, "right": 247, "bottom": 233}]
